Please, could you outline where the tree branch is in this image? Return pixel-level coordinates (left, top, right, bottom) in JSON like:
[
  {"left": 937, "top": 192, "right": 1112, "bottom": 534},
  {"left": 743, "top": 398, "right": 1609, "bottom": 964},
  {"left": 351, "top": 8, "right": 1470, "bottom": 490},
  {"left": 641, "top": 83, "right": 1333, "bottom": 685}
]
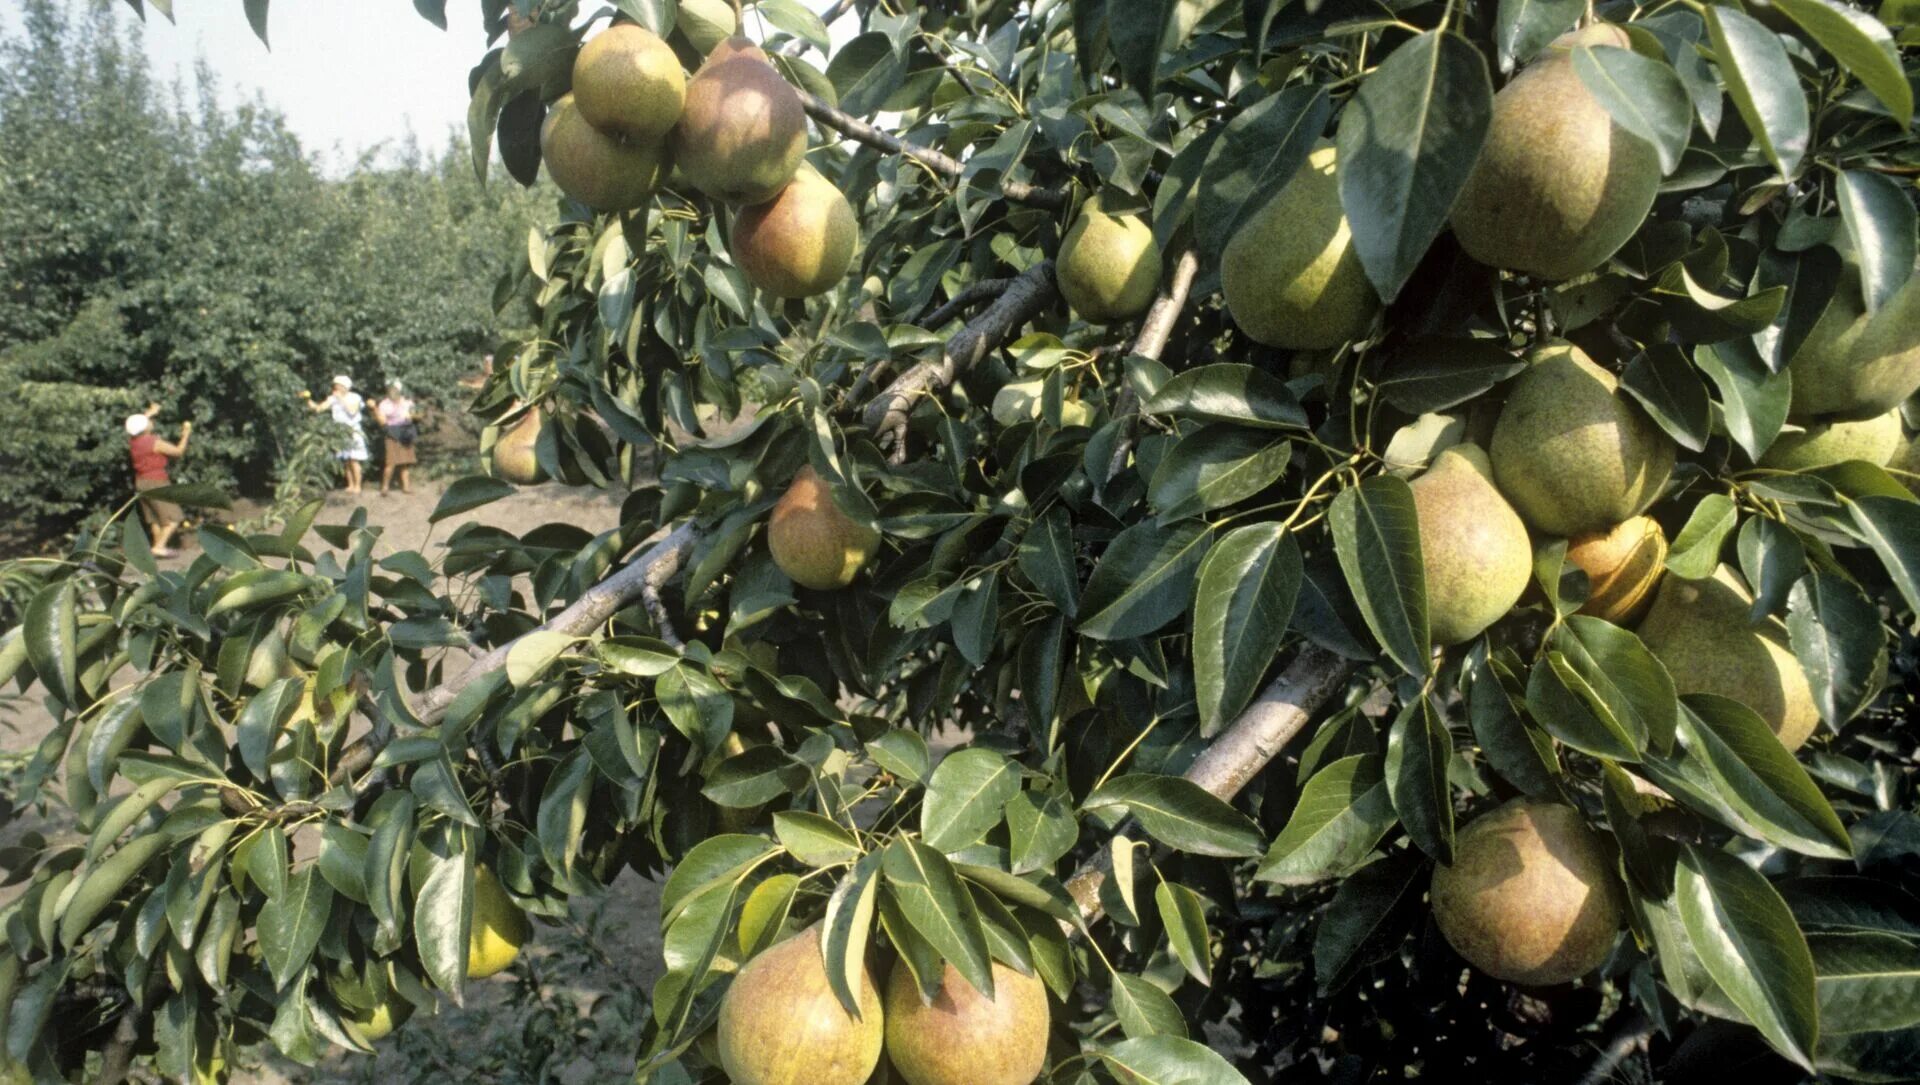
[
  {"left": 1108, "top": 248, "right": 1200, "bottom": 479},
  {"left": 797, "top": 91, "right": 1067, "bottom": 210},
  {"left": 918, "top": 276, "right": 1016, "bottom": 331},
  {"left": 91, "top": 1009, "right": 141, "bottom": 1085},
  {"left": 1064, "top": 645, "right": 1357, "bottom": 925}
]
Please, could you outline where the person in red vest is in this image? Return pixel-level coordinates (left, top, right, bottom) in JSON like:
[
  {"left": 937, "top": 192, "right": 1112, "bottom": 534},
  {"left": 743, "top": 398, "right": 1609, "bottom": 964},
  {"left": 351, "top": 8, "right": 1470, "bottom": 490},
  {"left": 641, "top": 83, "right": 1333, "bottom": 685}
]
[{"left": 126, "top": 403, "right": 192, "bottom": 556}]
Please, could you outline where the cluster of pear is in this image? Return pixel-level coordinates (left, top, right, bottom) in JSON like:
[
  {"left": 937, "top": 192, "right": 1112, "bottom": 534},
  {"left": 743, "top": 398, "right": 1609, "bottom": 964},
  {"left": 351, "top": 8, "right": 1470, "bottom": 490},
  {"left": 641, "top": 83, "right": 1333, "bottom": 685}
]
[
  {"left": 715, "top": 925, "right": 1051, "bottom": 1085},
  {"left": 541, "top": 20, "right": 858, "bottom": 299},
  {"left": 335, "top": 866, "right": 531, "bottom": 1044}
]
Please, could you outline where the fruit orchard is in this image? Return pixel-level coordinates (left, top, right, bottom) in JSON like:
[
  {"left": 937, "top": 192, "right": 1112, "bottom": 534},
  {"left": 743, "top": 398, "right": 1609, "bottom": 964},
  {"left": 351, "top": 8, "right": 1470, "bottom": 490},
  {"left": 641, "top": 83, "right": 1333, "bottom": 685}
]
[{"left": 3, "top": 0, "right": 1920, "bottom": 1081}]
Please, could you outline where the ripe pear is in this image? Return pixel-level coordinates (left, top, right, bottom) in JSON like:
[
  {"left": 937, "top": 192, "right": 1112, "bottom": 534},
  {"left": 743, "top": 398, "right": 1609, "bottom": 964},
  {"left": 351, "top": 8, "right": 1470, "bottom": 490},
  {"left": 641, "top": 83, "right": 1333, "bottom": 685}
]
[
  {"left": 1408, "top": 444, "right": 1532, "bottom": 645},
  {"left": 991, "top": 379, "right": 1095, "bottom": 427},
  {"left": 1785, "top": 268, "right": 1920, "bottom": 420},
  {"left": 1637, "top": 566, "right": 1821, "bottom": 750},
  {"left": 716, "top": 925, "right": 884, "bottom": 1085},
  {"left": 768, "top": 466, "right": 880, "bottom": 590},
  {"left": 572, "top": 23, "right": 686, "bottom": 143},
  {"left": 490, "top": 411, "right": 547, "bottom": 485},
  {"left": 1489, "top": 343, "right": 1675, "bottom": 536},
  {"left": 1430, "top": 799, "right": 1625, "bottom": 986},
  {"left": 672, "top": 38, "right": 807, "bottom": 205},
  {"left": 1450, "top": 44, "right": 1662, "bottom": 280},
  {"left": 1565, "top": 516, "right": 1666, "bottom": 623},
  {"left": 1057, "top": 197, "right": 1162, "bottom": 323},
  {"left": 884, "top": 959, "right": 1050, "bottom": 1085},
  {"left": 1222, "top": 141, "right": 1380, "bottom": 349},
  {"left": 1760, "top": 409, "right": 1904, "bottom": 470},
  {"left": 678, "top": 0, "right": 738, "bottom": 54},
  {"left": 732, "top": 163, "right": 858, "bottom": 298},
  {"left": 540, "top": 93, "right": 670, "bottom": 212},
  {"left": 330, "top": 963, "right": 414, "bottom": 1045},
  {"left": 468, "top": 865, "right": 531, "bottom": 979}
]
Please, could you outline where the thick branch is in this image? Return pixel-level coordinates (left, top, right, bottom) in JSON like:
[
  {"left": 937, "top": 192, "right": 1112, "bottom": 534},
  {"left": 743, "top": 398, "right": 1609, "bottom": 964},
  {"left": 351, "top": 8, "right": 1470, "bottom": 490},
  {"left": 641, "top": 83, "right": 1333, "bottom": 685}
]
[
  {"left": 798, "top": 91, "right": 1067, "bottom": 210},
  {"left": 1108, "top": 249, "right": 1200, "bottom": 478},
  {"left": 862, "top": 260, "right": 1057, "bottom": 456},
  {"left": 1064, "top": 645, "right": 1357, "bottom": 925},
  {"left": 91, "top": 1010, "right": 141, "bottom": 1085},
  {"left": 918, "top": 276, "right": 1016, "bottom": 331}
]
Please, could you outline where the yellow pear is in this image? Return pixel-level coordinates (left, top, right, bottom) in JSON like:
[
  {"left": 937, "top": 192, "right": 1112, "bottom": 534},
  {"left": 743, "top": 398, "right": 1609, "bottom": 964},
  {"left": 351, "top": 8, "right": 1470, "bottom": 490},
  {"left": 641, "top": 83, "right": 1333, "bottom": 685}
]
[
  {"left": 732, "top": 163, "right": 859, "bottom": 298},
  {"left": 1430, "top": 799, "right": 1625, "bottom": 986},
  {"left": 1636, "top": 565, "right": 1821, "bottom": 750},
  {"left": 540, "top": 93, "right": 670, "bottom": 212},
  {"left": 572, "top": 23, "right": 686, "bottom": 143},
  {"left": 768, "top": 466, "right": 880, "bottom": 590},
  {"left": 489, "top": 411, "right": 547, "bottom": 485},
  {"left": 672, "top": 38, "right": 808, "bottom": 205},
  {"left": 883, "top": 959, "right": 1050, "bottom": 1085},
  {"left": 1564, "top": 516, "right": 1666, "bottom": 623},
  {"left": 1450, "top": 42, "right": 1661, "bottom": 280},
  {"left": 716, "top": 925, "right": 884, "bottom": 1085},
  {"left": 1489, "top": 343, "right": 1675, "bottom": 536},
  {"left": 1222, "top": 141, "right": 1380, "bottom": 349},
  {"left": 1785, "top": 268, "right": 1920, "bottom": 420},
  {"left": 1408, "top": 444, "right": 1532, "bottom": 645},
  {"left": 1057, "top": 197, "right": 1162, "bottom": 323},
  {"left": 1760, "top": 409, "right": 1904, "bottom": 470},
  {"left": 467, "top": 865, "right": 531, "bottom": 980}
]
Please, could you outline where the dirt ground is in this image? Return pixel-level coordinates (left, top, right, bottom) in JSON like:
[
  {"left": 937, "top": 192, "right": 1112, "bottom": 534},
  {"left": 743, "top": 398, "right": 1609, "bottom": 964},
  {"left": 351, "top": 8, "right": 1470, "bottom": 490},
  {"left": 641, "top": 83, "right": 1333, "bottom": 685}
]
[{"left": 0, "top": 476, "right": 666, "bottom": 1083}]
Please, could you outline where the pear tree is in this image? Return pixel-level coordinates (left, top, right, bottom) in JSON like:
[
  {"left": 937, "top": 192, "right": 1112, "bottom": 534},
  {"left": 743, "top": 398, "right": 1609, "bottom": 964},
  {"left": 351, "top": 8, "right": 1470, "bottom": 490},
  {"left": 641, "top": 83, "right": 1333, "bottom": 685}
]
[{"left": 4, "top": 0, "right": 1920, "bottom": 1082}]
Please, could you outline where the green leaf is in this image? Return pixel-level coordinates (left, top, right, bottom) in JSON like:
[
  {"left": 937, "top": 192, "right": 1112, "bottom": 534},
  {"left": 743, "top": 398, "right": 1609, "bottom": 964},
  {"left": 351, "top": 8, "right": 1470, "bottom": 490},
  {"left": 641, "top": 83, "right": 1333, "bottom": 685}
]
[
  {"left": 1704, "top": 4, "right": 1810, "bottom": 177},
  {"left": 1738, "top": 514, "right": 1807, "bottom": 622},
  {"left": 1384, "top": 698, "right": 1453, "bottom": 863},
  {"left": 950, "top": 572, "right": 1000, "bottom": 666},
  {"left": 1017, "top": 508, "right": 1080, "bottom": 617},
  {"left": 1141, "top": 364, "right": 1308, "bottom": 430},
  {"left": 258, "top": 866, "right": 332, "bottom": 991},
  {"left": 1006, "top": 791, "right": 1079, "bottom": 876},
  {"left": 757, "top": 0, "right": 830, "bottom": 48},
  {"left": 430, "top": 476, "right": 515, "bottom": 522},
  {"left": 58, "top": 833, "right": 169, "bottom": 948},
  {"left": 659, "top": 834, "right": 776, "bottom": 929},
  {"left": 825, "top": 32, "right": 905, "bottom": 117},
  {"left": 739, "top": 874, "right": 801, "bottom": 958},
  {"left": 656, "top": 663, "right": 733, "bottom": 753},
  {"left": 1786, "top": 571, "right": 1887, "bottom": 729},
  {"left": 1375, "top": 338, "right": 1528, "bottom": 415},
  {"left": 1312, "top": 851, "right": 1426, "bottom": 995},
  {"left": 1336, "top": 31, "right": 1493, "bottom": 301},
  {"left": 1495, "top": 0, "right": 1583, "bottom": 70},
  {"left": 1110, "top": 972, "right": 1186, "bottom": 1039},
  {"left": 1846, "top": 495, "right": 1920, "bottom": 614},
  {"left": 883, "top": 838, "right": 995, "bottom": 998},
  {"left": 1696, "top": 339, "right": 1790, "bottom": 462},
  {"left": 703, "top": 746, "right": 809, "bottom": 808},
  {"left": 1668, "top": 494, "right": 1740, "bottom": 579},
  {"left": 867, "top": 729, "right": 930, "bottom": 784},
  {"left": 1193, "top": 524, "right": 1301, "bottom": 734},
  {"left": 1329, "top": 474, "right": 1430, "bottom": 678},
  {"left": 364, "top": 792, "right": 415, "bottom": 949},
  {"left": 236, "top": 678, "right": 302, "bottom": 783},
  {"left": 1083, "top": 774, "right": 1264, "bottom": 858},
  {"left": 246, "top": 824, "right": 289, "bottom": 901},
  {"left": 243, "top": 0, "right": 269, "bottom": 45},
  {"left": 23, "top": 582, "right": 77, "bottom": 706},
  {"left": 596, "top": 636, "right": 680, "bottom": 678},
  {"left": 820, "top": 852, "right": 881, "bottom": 1016},
  {"left": 134, "top": 482, "right": 231, "bottom": 510},
  {"left": 1837, "top": 169, "right": 1918, "bottom": 312},
  {"left": 1107, "top": 0, "right": 1176, "bottom": 99},
  {"left": 1676, "top": 843, "right": 1819, "bottom": 1069},
  {"left": 1572, "top": 45, "right": 1692, "bottom": 174},
  {"left": 1656, "top": 695, "right": 1853, "bottom": 859},
  {"left": 1467, "top": 654, "right": 1562, "bottom": 797},
  {"left": 506, "top": 630, "right": 575, "bottom": 687},
  {"left": 773, "top": 811, "right": 863, "bottom": 868},
  {"left": 1810, "top": 931, "right": 1920, "bottom": 1035},
  {"left": 921, "top": 748, "right": 1022, "bottom": 854},
  {"left": 1077, "top": 520, "right": 1211, "bottom": 641},
  {"left": 1148, "top": 425, "right": 1291, "bottom": 524},
  {"left": 1194, "top": 85, "right": 1332, "bottom": 264},
  {"left": 1765, "top": 0, "right": 1913, "bottom": 127},
  {"left": 413, "top": 847, "right": 473, "bottom": 1005},
  {"left": 1155, "top": 881, "right": 1213, "bottom": 986},
  {"left": 1257, "top": 754, "right": 1397, "bottom": 884},
  {"left": 1103, "top": 1036, "right": 1252, "bottom": 1085}
]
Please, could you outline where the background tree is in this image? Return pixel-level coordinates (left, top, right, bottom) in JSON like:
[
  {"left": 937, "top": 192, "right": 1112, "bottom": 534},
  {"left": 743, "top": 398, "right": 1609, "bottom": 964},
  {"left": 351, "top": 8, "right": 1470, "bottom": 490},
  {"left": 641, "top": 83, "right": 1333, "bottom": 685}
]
[{"left": 3, "top": 0, "right": 1920, "bottom": 1082}]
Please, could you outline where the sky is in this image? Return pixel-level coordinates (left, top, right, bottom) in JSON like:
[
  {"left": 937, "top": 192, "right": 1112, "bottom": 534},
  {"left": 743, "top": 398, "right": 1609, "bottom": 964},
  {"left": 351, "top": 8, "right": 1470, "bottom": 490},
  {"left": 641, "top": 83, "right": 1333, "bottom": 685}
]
[{"left": 0, "top": 1, "right": 849, "bottom": 173}]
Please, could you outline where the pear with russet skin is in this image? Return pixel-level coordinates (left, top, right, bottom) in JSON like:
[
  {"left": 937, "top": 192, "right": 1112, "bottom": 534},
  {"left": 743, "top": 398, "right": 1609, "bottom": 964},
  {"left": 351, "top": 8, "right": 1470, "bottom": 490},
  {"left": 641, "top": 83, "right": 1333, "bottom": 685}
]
[
  {"left": 1489, "top": 343, "right": 1675, "bottom": 537},
  {"left": 732, "top": 163, "right": 859, "bottom": 298},
  {"left": 1407, "top": 444, "right": 1533, "bottom": 645},
  {"left": 716, "top": 925, "right": 884, "bottom": 1085},
  {"left": 1760, "top": 409, "right": 1904, "bottom": 470},
  {"left": 1431, "top": 799, "right": 1625, "bottom": 986},
  {"left": 540, "top": 93, "right": 670, "bottom": 212},
  {"left": 1565, "top": 516, "right": 1666, "bottom": 623},
  {"left": 1057, "top": 197, "right": 1162, "bottom": 323},
  {"left": 672, "top": 38, "right": 808, "bottom": 206},
  {"left": 768, "top": 466, "right": 880, "bottom": 590},
  {"left": 572, "top": 23, "right": 685, "bottom": 143},
  {"left": 883, "top": 960, "right": 1050, "bottom": 1085}
]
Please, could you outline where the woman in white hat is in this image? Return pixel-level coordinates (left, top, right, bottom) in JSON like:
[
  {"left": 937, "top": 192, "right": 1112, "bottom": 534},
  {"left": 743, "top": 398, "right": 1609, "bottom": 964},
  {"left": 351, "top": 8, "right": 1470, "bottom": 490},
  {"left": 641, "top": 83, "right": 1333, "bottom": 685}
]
[
  {"left": 126, "top": 402, "right": 192, "bottom": 556},
  {"left": 300, "top": 375, "right": 369, "bottom": 494}
]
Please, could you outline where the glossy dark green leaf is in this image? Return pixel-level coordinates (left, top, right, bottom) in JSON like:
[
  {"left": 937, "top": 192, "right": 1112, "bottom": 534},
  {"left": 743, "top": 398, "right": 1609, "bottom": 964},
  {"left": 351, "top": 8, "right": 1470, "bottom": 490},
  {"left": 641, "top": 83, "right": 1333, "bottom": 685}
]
[
  {"left": 1494, "top": 0, "right": 1583, "bottom": 70},
  {"left": 1697, "top": 339, "right": 1790, "bottom": 461},
  {"left": 23, "top": 582, "right": 76, "bottom": 706},
  {"left": 1680, "top": 695, "right": 1851, "bottom": 858},
  {"left": 413, "top": 846, "right": 473, "bottom": 1005},
  {"left": 773, "top": 811, "right": 863, "bottom": 868},
  {"left": 1148, "top": 425, "right": 1291, "bottom": 524},
  {"left": 1193, "top": 524, "right": 1301, "bottom": 734},
  {"left": 1668, "top": 494, "right": 1740, "bottom": 579},
  {"left": 951, "top": 571, "right": 1000, "bottom": 666},
  {"left": 1006, "top": 791, "right": 1078, "bottom": 876},
  {"left": 1111, "top": 972, "right": 1187, "bottom": 1039},
  {"left": 921, "top": 748, "right": 1021, "bottom": 854},
  {"left": 1384, "top": 698, "right": 1453, "bottom": 863},
  {"left": 1766, "top": 0, "right": 1913, "bottom": 127},
  {"left": 1375, "top": 338, "right": 1527, "bottom": 415},
  {"left": 1108, "top": 0, "right": 1177, "bottom": 98},
  {"left": 1837, "top": 170, "right": 1918, "bottom": 312},
  {"left": 1757, "top": 245, "right": 1843, "bottom": 372},
  {"left": 1077, "top": 520, "right": 1211, "bottom": 641},
  {"left": 1329, "top": 474, "right": 1429, "bottom": 677},
  {"left": 659, "top": 834, "right": 777, "bottom": 929},
  {"left": 1084, "top": 774, "right": 1264, "bottom": 858},
  {"left": 825, "top": 32, "right": 906, "bottom": 117},
  {"left": 1622, "top": 347, "right": 1712, "bottom": 453},
  {"left": 703, "top": 746, "right": 810, "bottom": 809},
  {"left": 1257, "top": 755, "right": 1397, "bottom": 884},
  {"left": 1468, "top": 655, "right": 1563, "bottom": 797},
  {"left": 1704, "top": 5, "right": 1809, "bottom": 177},
  {"left": 883, "top": 838, "right": 995, "bottom": 998},
  {"left": 1141, "top": 363, "right": 1308, "bottom": 430},
  {"left": 1017, "top": 507, "right": 1080, "bottom": 617},
  {"left": 1336, "top": 31, "right": 1492, "bottom": 301},
  {"left": 1810, "top": 930, "right": 1920, "bottom": 1035},
  {"left": 1846, "top": 495, "right": 1920, "bottom": 614},
  {"left": 1572, "top": 46, "right": 1692, "bottom": 174},
  {"left": 1676, "top": 843, "right": 1819, "bottom": 1069},
  {"left": 1194, "top": 85, "right": 1331, "bottom": 263},
  {"left": 258, "top": 866, "right": 331, "bottom": 991},
  {"left": 1737, "top": 516, "right": 1807, "bottom": 622},
  {"left": 1312, "top": 850, "right": 1426, "bottom": 995},
  {"left": 430, "top": 476, "right": 515, "bottom": 523},
  {"left": 821, "top": 852, "right": 881, "bottom": 1016},
  {"left": 1155, "top": 881, "right": 1213, "bottom": 986},
  {"left": 1787, "top": 571, "right": 1886, "bottom": 728},
  {"left": 1103, "top": 1036, "right": 1252, "bottom": 1085}
]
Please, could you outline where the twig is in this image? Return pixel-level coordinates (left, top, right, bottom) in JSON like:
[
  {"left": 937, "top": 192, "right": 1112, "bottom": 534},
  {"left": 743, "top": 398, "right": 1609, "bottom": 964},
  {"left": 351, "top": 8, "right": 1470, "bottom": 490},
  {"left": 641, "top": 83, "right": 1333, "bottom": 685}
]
[
  {"left": 862, "top": 261, "right": 1058, "bottom": 459},
  {"left": 1063, "top": 646, "right": 1356, "bottom": 926},
  {"left": 797, "top": 91, "right": 1067, "bottom": 210},
  {"left": 1107, "top": 248, "right": 1200, "bottom": 479},
  {"left": 918, "top": 277, "right": 1016, "bottom": 330},
  {"left": 1576, "top": 1011, "right": 1654, "bottom": 1085}
]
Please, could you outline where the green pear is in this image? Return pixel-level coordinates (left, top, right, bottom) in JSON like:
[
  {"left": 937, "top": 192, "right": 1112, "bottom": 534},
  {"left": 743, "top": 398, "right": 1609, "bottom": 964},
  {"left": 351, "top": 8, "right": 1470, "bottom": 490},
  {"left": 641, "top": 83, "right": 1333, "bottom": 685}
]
[
  {"left": 572, "top": 23, "right": 685, "bottom": 143},
  {"left": 1057, "top": 197, "right": 1162, "bottom": 323},
  {"left": 768, "top": 466, "right": 880, "bottom": 590},
  {"left": 677, "top": 0, "right": 738, "bottom": 54},
  {"left": 672, "top": 38, "right": 807, "bottom": 205},
  {"left": 489, "top": 411, "right": 547, "bottom": 485},
  {"left": 731, "top": 163, "right": 858, "bottom": 298},
  {"left": 1408, "top": 444, "right": 1532, "bottom": 645},
  {"left": 1489, "top": 343, "right": 1675, "bottom": 536},
  {"left": 991, "top": 379, "right": 1096, "bottom": 427},
  {"left": 1636, "top": 565, "right": 1821, "bottom": 750},
  {"left": 1784, "top": 266, "right": 1920, "bottom": 420},
  {"left": 716, "top": 926, "right": 883, "bottom": 1085},
  {"left": 1450, "top": 43, "right": 1661, "bottom": 280},
  {"left": 1760, "top": 409, "right": 1904, "bottom": 470},
  {"left": 540, "top": 94, "right": 670, "bottom": 213},
  {"left": 1431, "top": 800, "right": 1625, "bottom": 986},
  {"left": 883, "top": 960, "right": 1050, "bottom": 1085},
  {"left": 1222, "top": 141, "right": 1380, "bottom": 350}
]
